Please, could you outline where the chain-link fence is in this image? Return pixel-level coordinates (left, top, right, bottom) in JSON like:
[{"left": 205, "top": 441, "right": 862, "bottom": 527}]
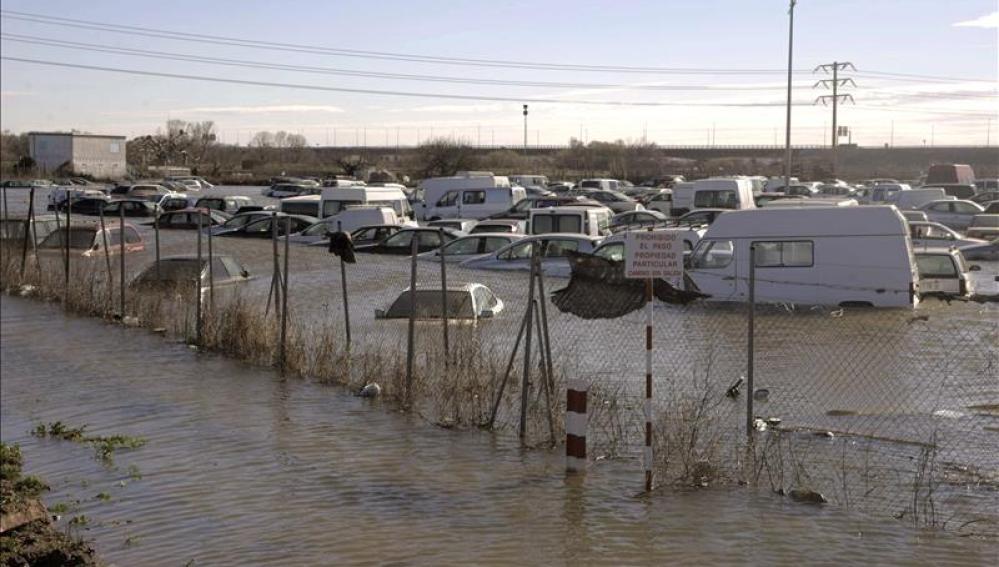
[{"left": 2, "top": 205, "right": 996, "bottom": 536}]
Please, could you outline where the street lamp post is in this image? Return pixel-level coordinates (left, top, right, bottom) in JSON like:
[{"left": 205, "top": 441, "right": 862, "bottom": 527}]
[
  {"left": 783, "top": 0, "right": 797, "bottom": 190},
  {"left": 523, "top": 104, "right": 529, "bottom": 156}
]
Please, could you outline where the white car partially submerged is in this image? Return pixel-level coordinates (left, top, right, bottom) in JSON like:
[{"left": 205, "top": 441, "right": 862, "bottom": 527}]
[{"left": 375, "top": 283, "right": 504, "bottom": 321}]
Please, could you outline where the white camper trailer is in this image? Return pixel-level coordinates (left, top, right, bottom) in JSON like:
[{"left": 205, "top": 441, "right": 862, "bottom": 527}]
[
  {"left": 691, "top": 178, "right": 756, "bottom": 211},
  {"left": 419, "top": 174, "right": 525, "bottom": 220},
  {"left": 685, "top": 206, "right": 918, "bottom": 307},
  {"left": 320, "top": 185, "right": 413, "bottom": 220}
]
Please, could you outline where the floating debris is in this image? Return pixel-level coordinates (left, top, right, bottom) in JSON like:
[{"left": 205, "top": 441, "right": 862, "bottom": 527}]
[
  {"left": 358, "top": 383, "right": 382, "bottom": 398},
  {"left": 789, "top": 489, "right": 828, "bottom": 505}
]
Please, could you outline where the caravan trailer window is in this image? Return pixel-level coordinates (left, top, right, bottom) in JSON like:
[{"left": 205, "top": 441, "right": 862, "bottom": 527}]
[
  {"left": 436, "top": 191, "right": 459, "bottom": 207},
  {"left": 694, "top": 190, "right": 738, "bottom": 209},
  {"left": 754, "top": 241, "right": 813, "bottom": 267}
]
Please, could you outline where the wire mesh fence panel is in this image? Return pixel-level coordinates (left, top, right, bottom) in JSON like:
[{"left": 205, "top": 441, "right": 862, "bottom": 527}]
[{"left": 3, "top": 218, "right": 997, "bottom": 536}]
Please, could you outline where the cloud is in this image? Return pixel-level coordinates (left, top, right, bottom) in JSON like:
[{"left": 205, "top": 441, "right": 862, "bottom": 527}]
[
  {"left": 953, "top": 11, "right": 999, "bottom": 28},
  {"left": 398, "top": 103, "right": 506, "bottom": 114},
  {"left": 177, "top": 104, "right": 345, "bottom": 114}
]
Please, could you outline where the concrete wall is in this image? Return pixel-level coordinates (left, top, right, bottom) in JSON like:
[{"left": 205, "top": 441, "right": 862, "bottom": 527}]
[
  {"left": 28, "top": 133, "right": 126, "bottom": 179},
  {"left": 71, "top": 136, "right": 126, "bottom": 178},
  {"left": 28, "top": 134, "right": 73, "bottom": 171}
]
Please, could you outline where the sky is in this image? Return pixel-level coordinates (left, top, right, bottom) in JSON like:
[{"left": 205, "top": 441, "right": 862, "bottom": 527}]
[{"left": 1, "top": 0, "right": 996, "bottom": 147}]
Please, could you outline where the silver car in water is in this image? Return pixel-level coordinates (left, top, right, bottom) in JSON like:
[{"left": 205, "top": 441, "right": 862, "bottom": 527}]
[{"left": 459, "top": 234, "right": 601, "bottom": 277}]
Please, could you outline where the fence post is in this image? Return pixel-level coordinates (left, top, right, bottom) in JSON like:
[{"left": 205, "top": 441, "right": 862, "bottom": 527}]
[
  {"left": 154, "top": 203, "right": 161, "bottom": 279},
  {"left": 438, "top": 227, "right": 449, "bottom": 365},
  {"left": 20, "top": 188, "right": 33, "bottom": 277},
  {"left": 65, "top": 192, "right": 72, "bottom": 304},
  {"left": 97, "top": 204, "right": 113, "bottom": 306},
  {"left": 118, "top": 205, "right": 125, "bottom": 317},
  {"left": 533, "top": 299, "right": 555, "bottom": 446},
  {"left": 566, "top": 379, "right": 588, "bottom": 473},
  {"left": 207, "top": 210, "right": 215, "bottom": 311},
  {"left": 337, "top": 220, "right": 351, "bottom": 349},
  {"left": 746, "top": 243, "right": 757, "bottom": 439},
  {"left": 279, "top": 216, "right": 290, "bottom": 373},
  {"left": 29, "top": 188, "right": 39, "bottom": 270},
  {"left": 405, "top": 233, "right": 419, "bottom": 405},
  {"left": 487, "top": 300, "right": 531, "bottom": 429},
  {"left": 196, "top": 212, "right": 203, "bottom": 344},
  {"left": 644, "top": 276, "right": 653, "bottom": 492},
  {"left": 519, "top": 248, "right": 539, "bottom": 442},
  {"left": 1, "top": 186, "right": 7, "bottom": 225}
]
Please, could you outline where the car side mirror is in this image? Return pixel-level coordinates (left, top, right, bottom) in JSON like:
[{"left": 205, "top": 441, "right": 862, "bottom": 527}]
[
  {"left": 969, "top": 264, "right": 981, "bottom": 272},
  {"left": 374, "top": 308, "right": 386, "bottom": 319},
  {"left": 480, "top": 309, "right": 494, "bottom": 319},
  {"left": 240, "top": 269, "right": 250, "bottom": 278}
]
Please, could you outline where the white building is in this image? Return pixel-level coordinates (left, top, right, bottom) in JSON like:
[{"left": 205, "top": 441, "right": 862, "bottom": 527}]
[{"left": 28, "top": 132, "right": 126, "bottom": 179}]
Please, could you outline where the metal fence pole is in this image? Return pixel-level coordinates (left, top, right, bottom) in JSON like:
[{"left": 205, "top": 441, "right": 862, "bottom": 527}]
[
  {"left": 405, "top": 233, "right": 419, "bottom": 405},
  {"left": 64, "top": 192, "right": 72, "bottom": 303},
  {"left": 97, "top": 204, "right": 113, "bottom": 306},
  {"left": 118, "top": 205, "right": 125, "bottom": 317},
  {"left": 438, "top": 227, "right": 449, "bottom": 365},
  {"left": 1, "top": 186, "right": 7, "bottom": 225},
  {"left": 747, "top": 243, "right": 757, "bottom": 439},
  {"left": 337, "top": 221, "right": 351, "bottom": 349},
  {"left": 19, "top": 188, "right": 33, "bottom": 276},
  {"left": 196, "top": 212, "right": 203, "bottom": 344},
  {"left": 207, "top": 211, "right": 215, "bottom": 311},
  {"left": 644, "top": 276, "right": 653, "bottom": 492},
  {"left": 154, "top": 204, "right": 161, "bottom": 279},
  {"left": 279, "top": 216, "right": 290, "bottom": 373},
  {"left": 533, "top": 299, "right": 555, "bottom": 446},
  {"left": 29, "top": 189, "right": 39, "bottom": 269},
  {"left": 519, "top": 248, "right": 539, "bottom": 441},
  {"left": 488, "top": 301, "right": 531, "bottom": 429}
]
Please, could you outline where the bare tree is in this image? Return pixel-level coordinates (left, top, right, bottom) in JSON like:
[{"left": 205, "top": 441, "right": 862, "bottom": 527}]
[{"left": 416, "top": 138, "right": 474, "bottom": 178}]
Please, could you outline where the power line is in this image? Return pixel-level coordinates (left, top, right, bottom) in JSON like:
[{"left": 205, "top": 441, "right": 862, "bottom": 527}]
[
  {"left": 0, "top": 56, "right": 819, "bottom": 107},
  {"left": 0, "top": 34, "right": 799, "bottom": 92},
  {"left": 0, "top": 10, "right": 797, "bottom": 75}
]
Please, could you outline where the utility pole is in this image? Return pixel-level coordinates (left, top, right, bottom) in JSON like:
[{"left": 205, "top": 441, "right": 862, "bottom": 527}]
[
  {"left": 814, "top": 61, "right": 856, "bottom": 176},
  {"left": 782, "top": 0, "right": 797, "bottom": 191},
  {"left": 523, "top": 104, "right": 529, "bottom": 156},
  {"left": 890, "top": 120, "right": 895, "bottom": 148}
]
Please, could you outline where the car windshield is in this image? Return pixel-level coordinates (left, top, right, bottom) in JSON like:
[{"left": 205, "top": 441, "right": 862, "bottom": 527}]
[
  {"left": 916, "top": 255, "right": 958, "bottom": 277},
  {"left": 384, "top": 289, "right": 476, "bottom": 318},
  {"left": 39, "top": 227, "right": 96, "bottom": 250},
  {"left": 137, "top": 259, "right": 205, "bottom": 282},
  {"left": 302, "top": 222, "right": 333, "bottom": 236}
]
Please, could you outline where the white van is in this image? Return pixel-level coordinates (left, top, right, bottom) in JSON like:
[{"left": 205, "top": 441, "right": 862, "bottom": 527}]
[
  {"left": 320, "top": 185, "right": 414, "bottom": 220},
  {"left": 314, "top": 206, "right": 406, "bottom": 234},
  {"left": 893, "top": 188, "right": 951, "bottom": 210},
  {"left": 509, "top": 174, "right": 549, "bottom": 188},
  {"left": 279, "top": 195, "right": 321, "bottom": 217},
  {"left": 578, "top": 178, "right": 622, "bottom": 192},
  {"left": 670, "top": 182, "right": 697, "bottom": 216},
  {"left": 691, "top": 178, "right": 756, "bottom": 211},
  {"left": 528, "top": 206, "right": 612, "bottom": 237},
  {"left": 867, "top": 183, "right": 911, "bottom": 204},
  {"left": 419, "top": 175, "right": 525, "bottom": 220},
  {"left": 686, "top": 206, "right": 918, "bottom": 307}
]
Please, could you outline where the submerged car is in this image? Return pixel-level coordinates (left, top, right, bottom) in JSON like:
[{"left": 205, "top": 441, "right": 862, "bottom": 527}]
[
  {"left": 965, "top": 214, "right": 998, "bottom": 241},
  {"left": 37, "top": 223, "right": 144, "bottom": 257},
  {"left": 908, "top": 221, "right": 986, "bottom": 249},
  {"left": 609, "top": 210, "right": 669, "bottom": 232},
  {"left": 103, "top": 199, "right": 159, "bottom": 218},
  {"left": 130, "top": 255, "right": 251, "bottom": 296},
  {"left": 56, "top": 197, "right": 110, "bottom": 215},
  {"left": 374, "top": 283, "right": 503, "bottom": 321},
  {"left": 915, "top": 248, "right": 974, "bottom": 299},
  {"left": 207, "top": 211, "right": 276, "bottom": 235},
  {"left": 459, "top": 234, "right": 600, "bottom": 276},
  {"left": 154, "top": 208, "right": 231, "bottom": 229},
  {"left": 0, "top": 214, "right": 63, "bottom": 244},
  {"left": 214, "top": 213, "right": 317, "bottom": 238},
  {"left": 354, "top": 227, "right": 462, "bottom": 255},
  {"left": 417, "top": 233, "right": 523, "bottom": 263},
  {"left": 919, "top": 200, "right": 985, "bottom": 230},
  {"left": 468, "top": 219, "right": 525, "bottom": 235}
]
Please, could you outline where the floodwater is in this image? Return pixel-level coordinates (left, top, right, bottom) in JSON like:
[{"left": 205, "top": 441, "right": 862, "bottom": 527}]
[{"left": 3, "top": 296, "right": 998, "bottom": 566}]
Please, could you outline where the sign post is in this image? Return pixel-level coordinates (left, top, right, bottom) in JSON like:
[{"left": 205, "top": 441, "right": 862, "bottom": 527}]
[{"left": 624, "top": 229, "right": 683, "bottom": 492}]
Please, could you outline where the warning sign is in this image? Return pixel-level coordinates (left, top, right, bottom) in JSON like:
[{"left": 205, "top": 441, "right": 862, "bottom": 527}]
[{"left": 624, "top": 230, "right": 684, "bottom": 283}]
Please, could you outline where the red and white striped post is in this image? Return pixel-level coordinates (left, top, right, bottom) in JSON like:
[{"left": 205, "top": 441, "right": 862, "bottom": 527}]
[
  {"left": 566, "top": 379, "right": 588, "bottom": 472},
  {"left": 644, "top": 277, "right": 653, "bottom": 492}
]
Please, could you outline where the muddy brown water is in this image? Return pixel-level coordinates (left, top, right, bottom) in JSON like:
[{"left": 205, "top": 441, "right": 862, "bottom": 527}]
[{"left": 3, "top": 297, "right": 999, "bottom": 566}]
